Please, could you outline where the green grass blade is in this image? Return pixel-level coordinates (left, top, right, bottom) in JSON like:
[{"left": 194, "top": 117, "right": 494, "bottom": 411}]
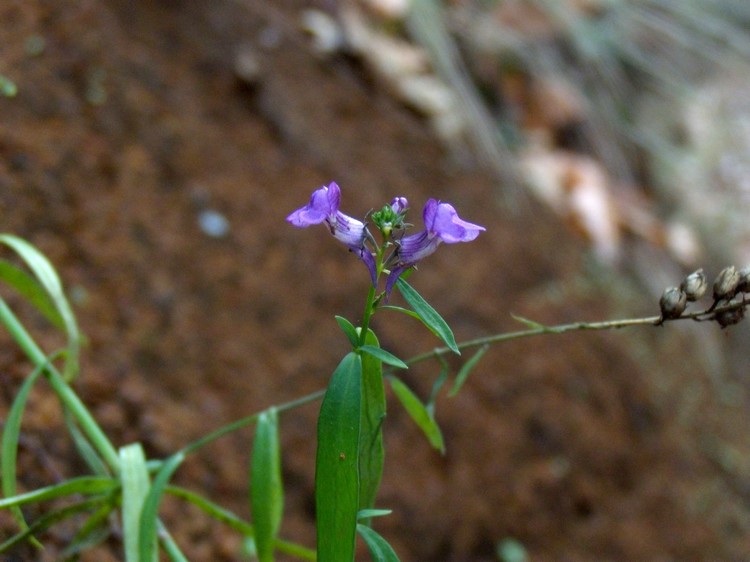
[
  {"left": 449, "top": 344, "right": 489, "bottom": 397},
  {"left": 251, "top": 407, "right": 284, "bottom": 562},
  {"left": 0, "top": 476, "right": 117, "bottom": 509},
  {"left": 0, "top": 297, "right": 119, "bottom": 472},
  {"left": 1, "top": 360, "right": 45, "bottom": 546},
  {"left": 158, "top": 524, "right": 190, "bottom": 562},
  {"left": 359, "top": 345, "right": 408, "bottom": 369},
  {"left": 0, "top": 259, "right": 64, "bottom": 329},
  {"left": 120, "top": 443, "right": 154, "bottom": 562},
  {"left": 388, "top": 376, "right": 445, "bottom": 454},
  {"left": 62, "top": 500, "right": 116, "bottom": 558},
  {"left": 0, "top": 497, "right": 104, "bottom": 553},
  {"left": 357, "top": 523, "right": 401, "bottom": 562},
  {"left": 316, "top": 352, "right": 362, "bottom": 562},
  {"left": 63, "top": 410, "right": 109, "bottom": 476},
  {"left": 138, "top": 452, "right": 185, "bottom": 562},
  {"left": 395, "top": 279, "right": 459, "bottom": 354},
  {"left": 358, "top": 330, "right": 386, "bottom": 522},
  {"left": 0, "top": 234, "right": 81, "bottom": 381}
]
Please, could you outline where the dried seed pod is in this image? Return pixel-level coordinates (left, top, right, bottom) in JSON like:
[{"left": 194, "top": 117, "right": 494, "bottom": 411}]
[
  {"left": 659, "top": 286, "right": 687, "bottom": 320},
  {"left": 715, "top": 306, "right": 745, "bottom": 329},
  {"left": 713, "top": 265, "right": 740, "bottom": 301},
  {"left": 680, "top": 268, "right": 708, "bottom": 302},
  {"left": 737, "top": 266, "right": 750, "bottom": 294}
]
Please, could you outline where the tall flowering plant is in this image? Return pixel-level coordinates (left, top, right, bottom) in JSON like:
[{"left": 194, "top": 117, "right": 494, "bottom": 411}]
[
  {"left": 287, "top": 181, "right": 485, "bottom": 560},
  {"left": 3, "top": 181, "right": 741, "bottom": 561}
]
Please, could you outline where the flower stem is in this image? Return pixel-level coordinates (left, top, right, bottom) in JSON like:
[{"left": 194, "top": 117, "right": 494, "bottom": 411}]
[{"left": 358, "top": 284, "right": 377, "bottom": 347}]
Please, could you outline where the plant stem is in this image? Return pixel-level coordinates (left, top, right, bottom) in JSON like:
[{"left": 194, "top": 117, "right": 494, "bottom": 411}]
[
  {"left": 180, "top": 389, "right": 326, "bottom": 456},
  {"left": 404, "top": 298, "right": 748, "bottom": 366},
  {"left": 358, "top": 285, "right": 377, "bottom": 347}
]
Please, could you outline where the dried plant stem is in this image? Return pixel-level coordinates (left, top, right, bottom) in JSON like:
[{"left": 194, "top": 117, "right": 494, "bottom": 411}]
[{"left": 405, "top": 298, "right": 749, "bottom": 366}]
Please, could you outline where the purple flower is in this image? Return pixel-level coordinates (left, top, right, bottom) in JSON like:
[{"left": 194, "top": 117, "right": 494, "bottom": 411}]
[
  {"left": 386, "top": 199, "right": 485, "bottom": 294},
  {"left": 287, "top": 182, "right": 377, "bottom": 284}
]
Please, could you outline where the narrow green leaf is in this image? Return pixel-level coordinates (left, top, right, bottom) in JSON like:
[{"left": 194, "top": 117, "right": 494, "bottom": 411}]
[
  {"left": 251, "top": 408, "right": 284, "bottom": 562},
  {"left": 426, "top": 357, "right": 450, "bottom": 415},
  {"left": 1, "top": 360, "right": 45, "bottom": 546},
  {"left": 357, "top": 508, "right": 392, "bottom": 520},
  {"left": 120, "top": 443, "right": 154, "bottom": 562},
  {"left": 63, "top": 411, "right": 109, "bottom": 476},
  {"left": 62, "top": 500, "right": 116, "bottom": 557},
  {"left": 0, "top": 497, "right": 104, "bottom": 553},
  {"left": 510, "top": 313, "right": 545, "bottom": 330},
  {"left": 357, "top": 524, "right": 401, "bottom": 562},
  {"left": 0, "top": 260, "right": 64, "bottom": 329},
  {"left": 315, "top": 352, "right": 362, "bottom": 562},
  {"left": 0, "top": 477, "right": 117, "bottom": 509},
  {"left": 395, "top": 279, "right": 459, "bottom": 354},
  {"left": 0, "top": 234, "right": 81, "bottom": 381},
  {"left": 449, "top": 344, "right": 489, "bottom": 397},
  {"left": 379, "top": 305, "right": 421, "bottom": 320},
  {"left": 335, "top": 315, "right": 360, "bottom": 348},
  {"left": 359, "top": 345, "right": 408, "bottom": 369},
  {"left": 158, "top": 525, "right": 190, "bottom": 562},
  {"left": 388, "top": 376, "right": 445, "bottom": 454},
  {"left": 358, "top": 330, "right": 386, "bottom": 520},
  {"left": 139, "top": 452, "right": 185, "bottom": 562}
]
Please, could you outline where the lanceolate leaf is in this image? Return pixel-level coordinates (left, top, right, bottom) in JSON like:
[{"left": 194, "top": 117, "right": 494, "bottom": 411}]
[
  {"left": 388, "top": 376, "right": 445, "bottom": 454},
  {"left": 316, "top": 352, "right": 362, "bottom": 562},
  {"left": 359, "top": 345, "right": 408, "bottom": 369},
  {"left": 357, "top": 524, "right": 401, "bottom": 562},
  {"left": 335, "top": 315, "right": 360, "bottom": 349},
  {"left": 395, "top": 279, "right": 459, "bottom": 354},
  {"left": 251, "top": 408, "right": 284, "bottom": 562},
  {"left": 358, "top": 330, "right": 386, "bottom": 521},
  {"left": 450, "top": 344, "right": 489, "bottom": 397}
]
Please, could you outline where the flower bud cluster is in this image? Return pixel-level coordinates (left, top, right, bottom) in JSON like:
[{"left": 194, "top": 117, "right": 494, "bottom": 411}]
[{"left": 658, "top": 266, "right": 750, "bottom": 328}]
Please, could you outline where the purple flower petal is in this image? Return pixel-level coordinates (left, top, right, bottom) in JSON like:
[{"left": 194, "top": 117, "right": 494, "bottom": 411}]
[
  {"left": 425, "top": 199, "right": 485, "bottom": 243},
  {"left": 288, "top": 182, "right": 374, "bottom": 286},
  {"left": 393, "top": 229, "right": 441, "bottom": 265},
  {"left": 353, "top": 246, "right": 378, "bottom": 286},
  {"left": 385, "top": 199, "right": 485, "bottom": 295},
  {"left": 286, "top": 182, "right": 342, "bottom": 227},
  {"left": 330, "top": 211, "right": 366, "bottom": 247}
]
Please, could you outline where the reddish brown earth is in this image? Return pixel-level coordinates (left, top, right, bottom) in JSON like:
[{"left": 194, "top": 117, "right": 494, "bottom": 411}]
[{"left": 2, "top": 1, "right": 750, "bottom": 561}]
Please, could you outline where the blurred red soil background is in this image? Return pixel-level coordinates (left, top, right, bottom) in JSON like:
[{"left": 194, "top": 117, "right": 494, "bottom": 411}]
[{"left": 2, "top": 1, "right": 750, "bottom": 561}]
